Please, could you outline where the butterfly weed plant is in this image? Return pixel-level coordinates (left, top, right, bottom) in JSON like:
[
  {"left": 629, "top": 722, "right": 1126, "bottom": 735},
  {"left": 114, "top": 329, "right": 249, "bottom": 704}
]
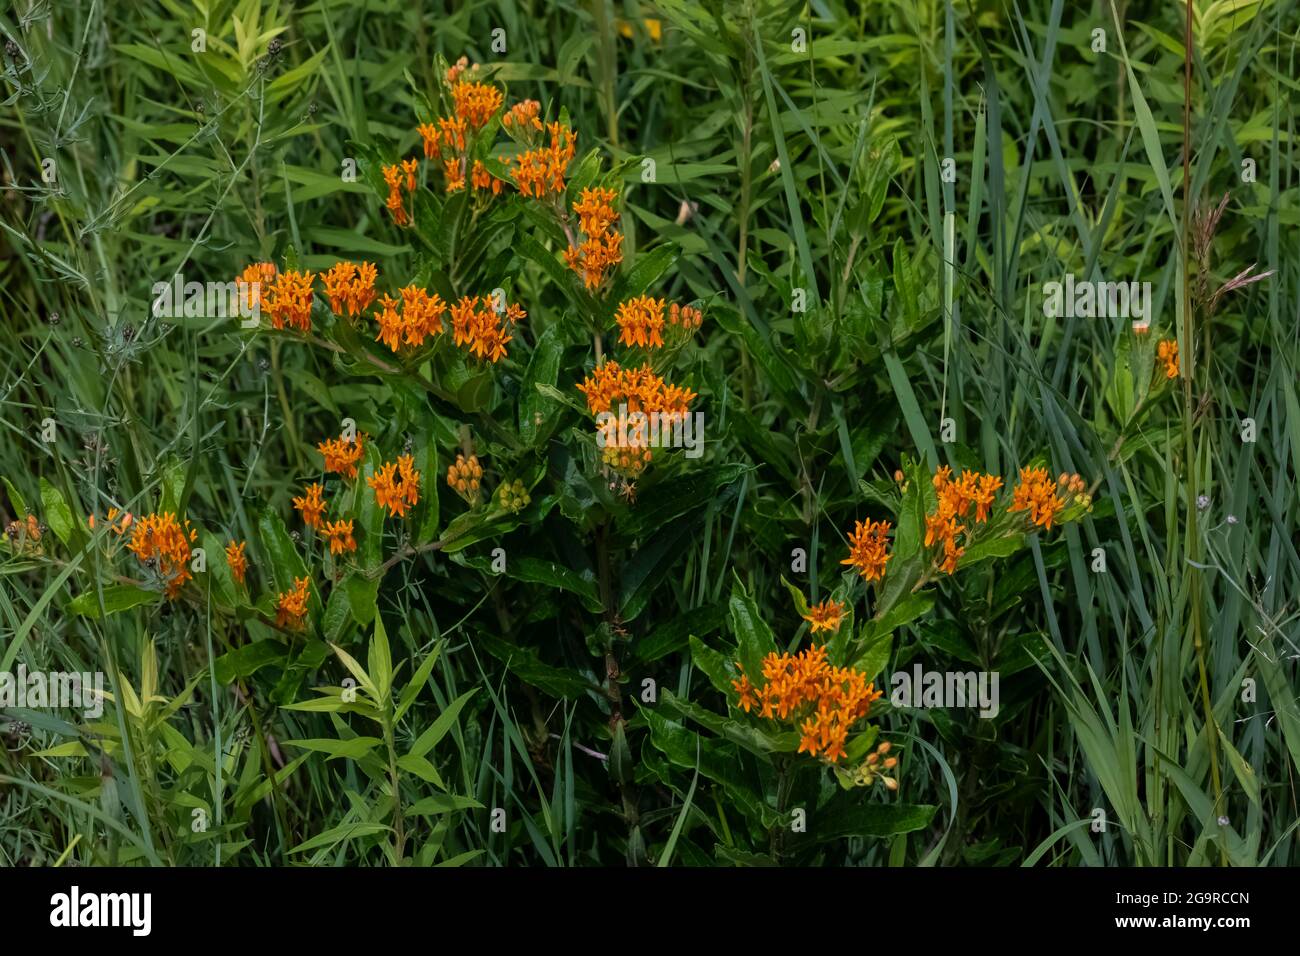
[{"left": 1, "top": 1, "right": 1297, "bottom": 870}]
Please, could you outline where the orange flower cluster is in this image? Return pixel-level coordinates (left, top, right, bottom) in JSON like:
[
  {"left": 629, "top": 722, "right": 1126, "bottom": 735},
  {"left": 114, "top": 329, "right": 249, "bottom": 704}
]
[
  {"left": 293, "top": 483, "right": 327, "bottom": 530},
  {"left": 266, "top": 269, "right": 315, "bottom": 332},
  {"left": 563, "top": 187, "right": 623, "bottom": 289},
  {"left": 445, "top": 55, "right": 475, "bottom": 86},
  {"left": 731, "top": 645, "right": 882, "bottom": 763},
  {"left": 322, "top": 519, "right": 356, "bottom": 555},
  {"left": 1158, "top": 338, "right": 1179, "bottom": 379},
  {"left": 447, "top": 454, "right": 484, "bottom": 505},
  {"left": 368, "top": 455, "right": 421, "bottom": 517},
  {"left": 1008, "top": 466, "right": 1066, "bottom": 531},
  {"left": 613, "top": 296, "right": 704, "bottom": 348},
  {"left": 320, "top": 261, "right": 378, "bottom": 317},
  {"left": 236, "top": 262, "right": 277, "bottom": 315},
  {"left": 576, "top": 361, "right": 696, "bottom": 417},
  {"left": 510, "top": 122, "right": 576, "bottom": 198},
  {"left": 471, "top": 160, "right": 504, "bottom": 195},
  {"left": 614, "top": 295, "right": 666, "bottom": 348},
  {"left": 126, "top": 512, "right": 198, "bottom": 598},
  {"left": 925, "top": 467, "right": 1004, "bottom": 574},
  {"left": 502, "top": 99, "right": 542, "bottom": 132},
  {"left": 225, "top": 540, "right": 248, "bottom": 585},
  {"left": 317, "top": 432, "right": 366, "bottom": 480},
  {"left": 382, "top": 159, "right": 418, "bottom": 226},
  {"left": 275, "top": 576, "right": 311, "bottom": 629},
  {"left": 577, "top": 361, "right": 695, "bottom": 478},
  {"left": 449, "top": 294, "right": 525, "bottom": 363},
  {"left": 668, "top": 302, "right": 703, "bottom": 332},
  {"left": 841, "top": 518, "right": 892, "bottom": 582},
  {"left": 802, "top": 598, "right": 845, "bottom": 634},
  {"left": 5, "top": 514, "right": 42, "bottom": 555},
  {"left": 374, "top": 286, "right": 447, "bottom": 352},
  {"left": 574, "top": 186, "right": 620, "bottom": 238},
  {"left": 451, "top": 80, "right": 503, "bottom": 129},
  {"left": 88, "top": 507, "right": 133, "bottom": 535}
]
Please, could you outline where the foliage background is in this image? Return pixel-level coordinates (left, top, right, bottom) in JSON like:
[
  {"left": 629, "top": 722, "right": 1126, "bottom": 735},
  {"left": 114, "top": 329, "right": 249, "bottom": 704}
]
[{"left": 1, "top": 0, "right": 1298, "bottom": 866}]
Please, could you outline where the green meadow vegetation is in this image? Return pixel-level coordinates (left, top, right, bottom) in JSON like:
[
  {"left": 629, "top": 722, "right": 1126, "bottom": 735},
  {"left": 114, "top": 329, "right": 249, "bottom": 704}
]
[{"left": 1, "top": 0, "right": 1297, "bottom": 867}]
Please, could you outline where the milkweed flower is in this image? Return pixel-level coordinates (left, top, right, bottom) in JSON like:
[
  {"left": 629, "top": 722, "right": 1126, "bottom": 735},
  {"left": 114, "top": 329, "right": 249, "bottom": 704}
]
[
  {"left": 6, "top": 514, "right": 43, "bottom": 556},
  {"left": 471, "top": 160, "right": 503, "bottom": 195},
  {"left": 266, "top": 269, "right": 315, "bottom": 332},
  {"left": 225, "top": 540, "right": 248, "bottom": 585},
  {"left": 1008, "top": 466, "right": 1064, "bottom": 530},
  {"left": 322, "top": 520, "right": 357, "bottom": 555},
  {"left": 369, "top": 455, "right": 421, "bottom": 517},
  {"left": 668, "top": 302, "right": 704, "bottom": 333},
  {"left": 497, "top": 478, "right": 531, "bottom": 513},
  {"left": 236, "top": 262, "right": 277, "bottom": 317},
  {"left": 292, "top": 483, "right": 327, "bottom": 530},
  {"left": 563, "top": 185, "right": 623, "bottom": 289},
  {"left": 447, "top": 454, "right": 484, "bottom": 506},
  {"left": 320, "top": 261, "right": 378, "bottom": 317},
  {"left": 573, "top": 186, "right": 621, "bottom": 239},
  {"left": 127, "top": 512, "right": 198, "bottom": 598},
  {"left": 564, "top": 232, "right": 624, "bottom": 290},
  {"left": 502, "top": 99, "right": 542, "bottom": 133},
  {"left": 1157, "top": 338, "right": 1179, "bottom": 379},
  {"left": 731, "top": 645, "right": 882, "bottom": 763},
  {"left": 382, "top": 161, "right": 416, "bottom": 226},
  {"left": 510, "top": 122, "right": 576, "bottom": 198},
  {"left": 614, "top": 295, "right": 666, "bottom": 348},
  {"left": 437, "top": 116, "right": 468, "bottom": 154},
  {"left": 275, "top": 576, "right": 311, "bottom": 630},
  {"left": 451, "top": 80, "right": 503, "bottom": 129},
  {"left": 841, "top": 518, "right": 892, "bottom": 582},
  {"left": 802, "top": 599, "right": 845, "bottom": 634},
  {"left": 374, "top": 286, "right": 447, "bottom": 352},
  {"left": 448, "top": 294, "right": 523, "bottom": 363},
  {"left": 317, "top": 432, "right": 366, "bottom": 480},
  {"left": 417, "top": 122, "right": 440, "bottom": 159},
  {"left": 577, "top": 361, "right": 695, "bottom": 478},
  {"left": 444, "top": 157, "right": 466, "bottom": 193},
  {"left": 445, "top": 55, "right": 475, "bottom": 86},
  {"left": 89, "top": 507, "right": 133, "bottom": 535}
]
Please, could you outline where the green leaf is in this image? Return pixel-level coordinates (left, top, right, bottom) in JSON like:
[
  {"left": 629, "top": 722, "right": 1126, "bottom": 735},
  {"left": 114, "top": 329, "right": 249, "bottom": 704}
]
[
  {"left": 804, "top": 803, "right": 937, "bottom": 843},
  {"left": 68, "top": 585, "right": 157, "bottom": 618},
  {"left": 728, "top": 579, "right": 777, "bottom": 683},
  {"left": 39, "top": 478, "right": 74, "bottom": 546},
  {"left": 855, "top": 629, "right": 894, "bottom": 683},
  {"left": 395, "top": 642, "right": 445, "bottom": 722},
  {"left": 661, "top": 690, "right": 798, "bottom": 757},
  {"left": 407, "top": 794, "right": 483, "bottom": 816},
  {"left": 345, "top": 573, "right": 379, "bottom": 628},
  {"left": 477, "top": 632, "right": 601, "bottom": 699},
  {"left": 519, "top": 325, "right": 565, "bottom": 446},
  {"left": 688, "top": 634, "right": 737, "bottom": 696},
  {"left": 257, "top": 509, "right": 309, "bottom": 594},
  {"left": 3, "top": 477, "right": 27, "bottom": 516},
  {"left": 397, "top": 753, "right": 447, "bottom": 788},
  {"left": 288, "top": 822, "right": 390, "bottom": 855},
  {"left": 407, "top": 688, "right": 476, "bottom": 758},
  {"left": 213, "top": 640, "right": 288, "bottom": 684},
  {"left": 958, "top": 533, "right": 1026, "bottom": 568},
  {"left": 367, "top": 616, "right": 394, "bottom": 704},
  {"left": 284, "top": 737, "right": 383, "bottom": 760}
]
